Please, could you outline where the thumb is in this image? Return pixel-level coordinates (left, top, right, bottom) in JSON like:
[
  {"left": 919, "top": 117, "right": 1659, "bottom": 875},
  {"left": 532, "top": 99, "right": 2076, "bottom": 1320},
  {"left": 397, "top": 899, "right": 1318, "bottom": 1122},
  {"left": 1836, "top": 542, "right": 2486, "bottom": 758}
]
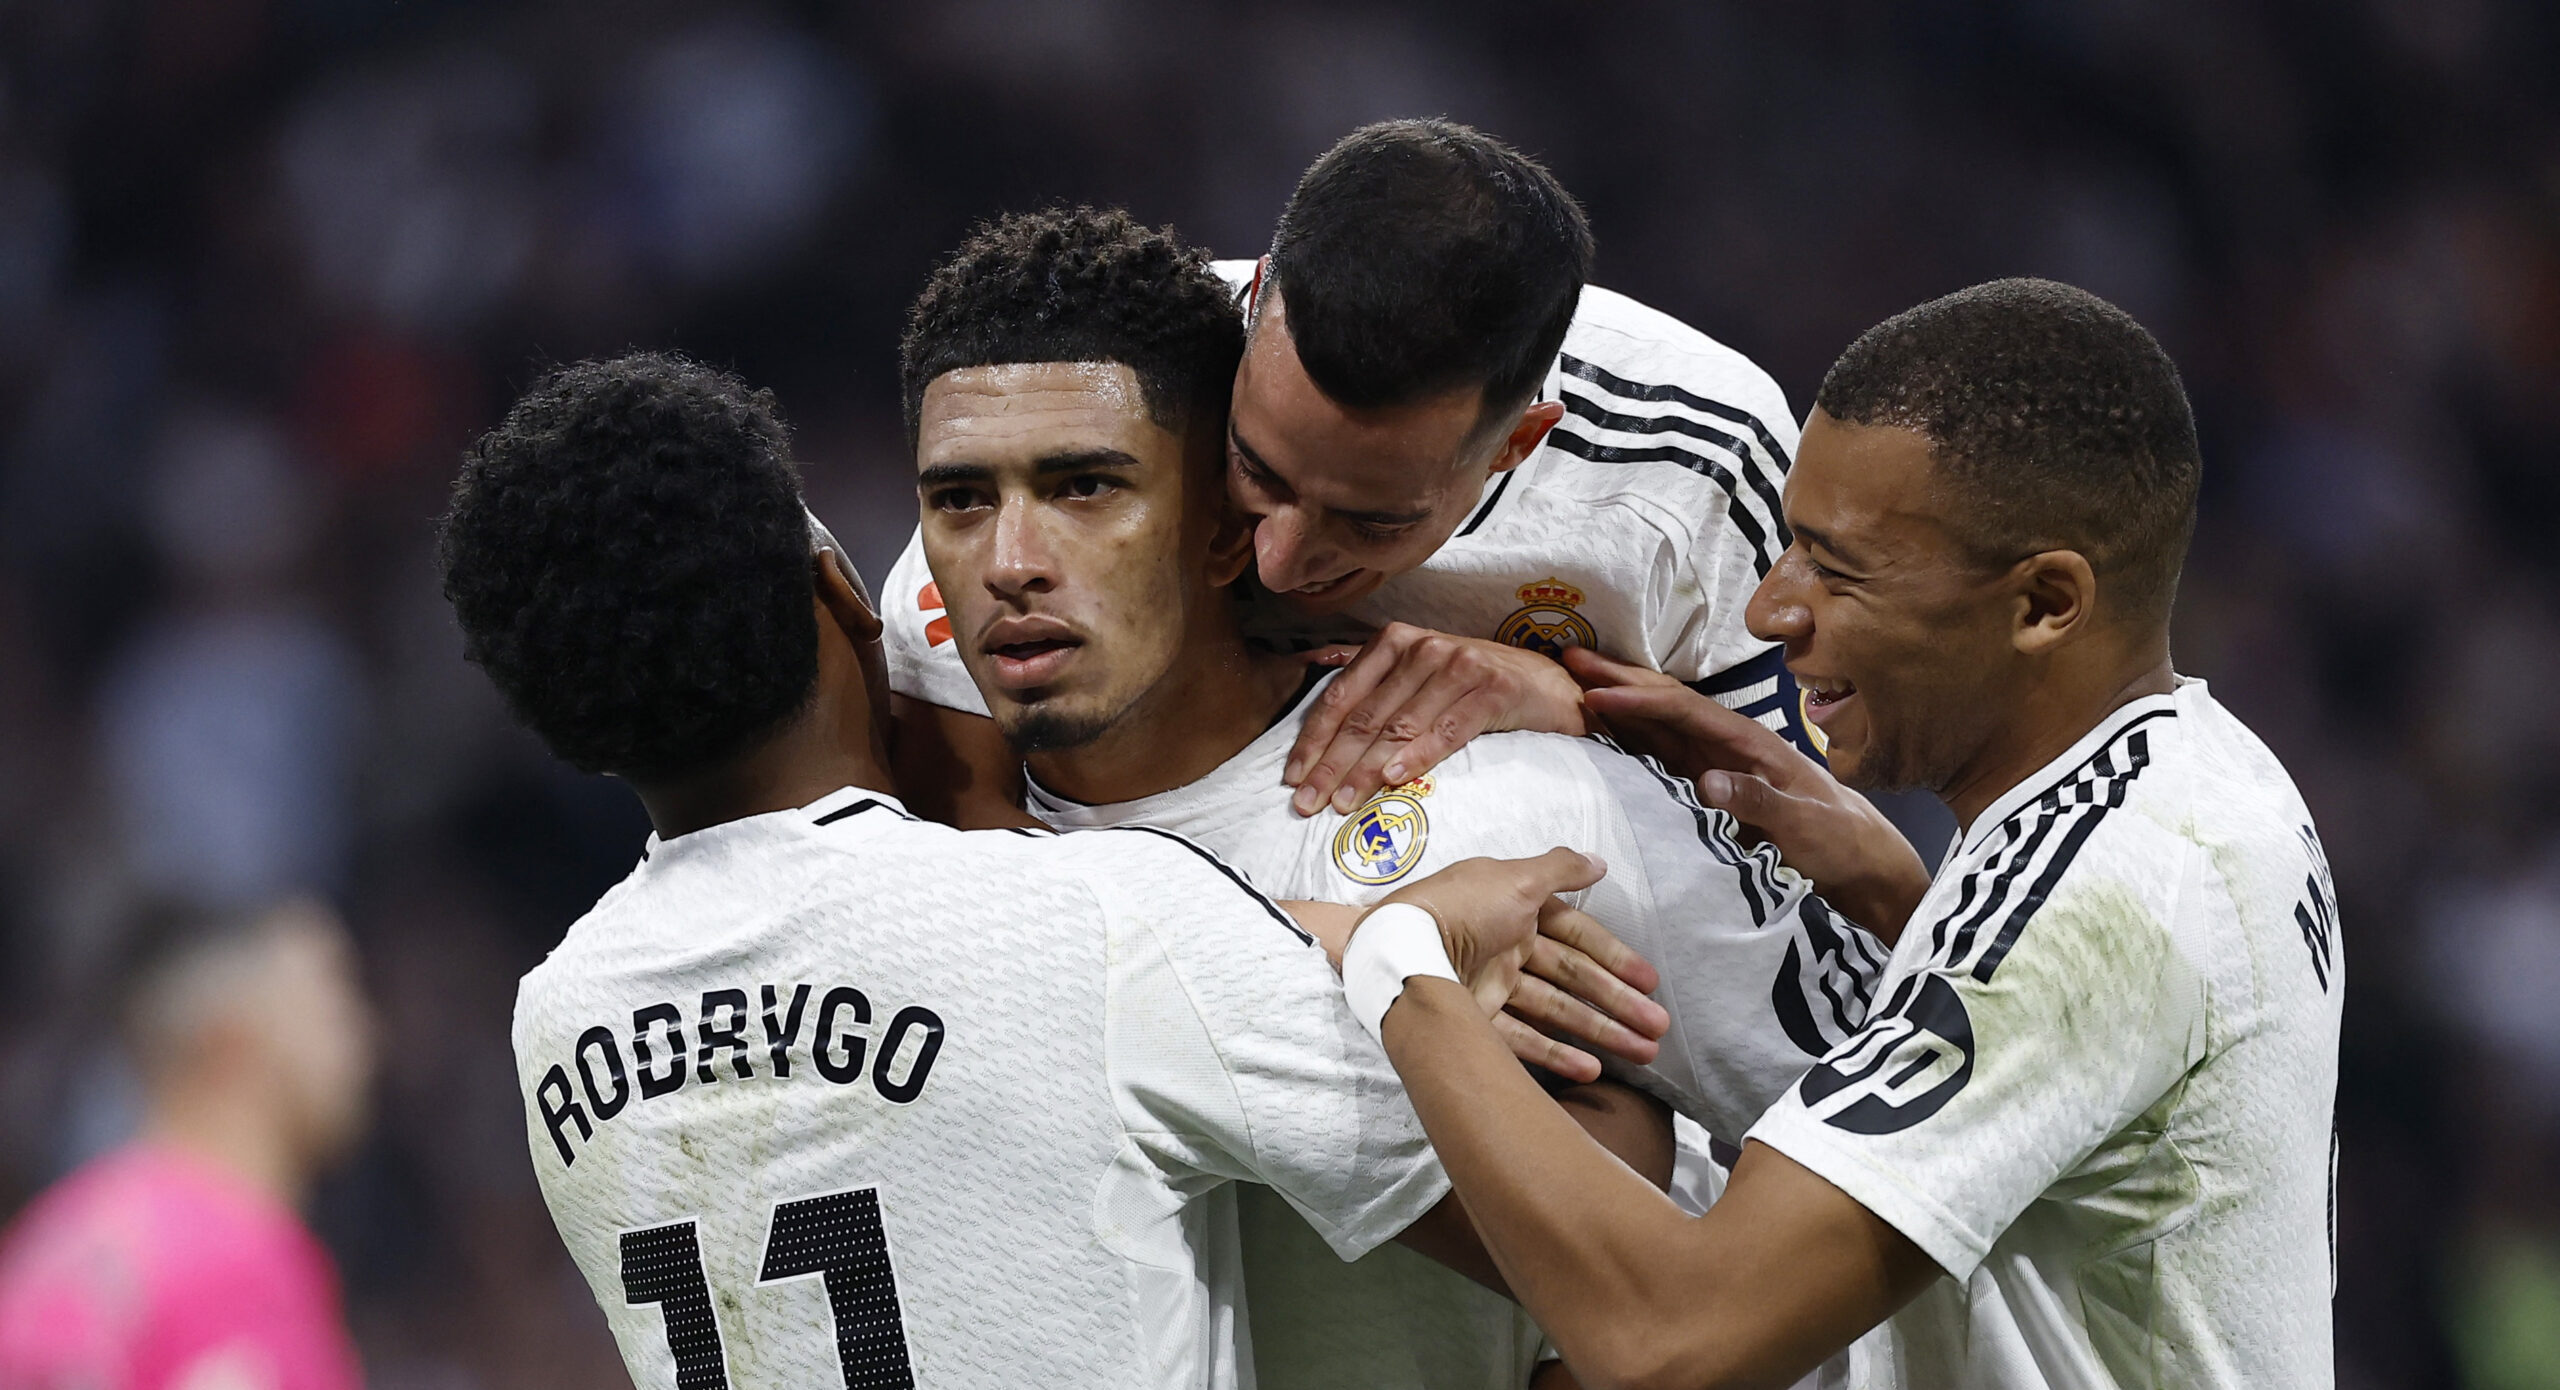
[
  {"left": 1696, "top": 770, "right": 1786, "bottom": 832},
  {"left": 1522, "top": 845, "right": 1609, "bottom": 898},
  {"left": 1560, "top": 644, "right": 1676, "bottom": 692}
]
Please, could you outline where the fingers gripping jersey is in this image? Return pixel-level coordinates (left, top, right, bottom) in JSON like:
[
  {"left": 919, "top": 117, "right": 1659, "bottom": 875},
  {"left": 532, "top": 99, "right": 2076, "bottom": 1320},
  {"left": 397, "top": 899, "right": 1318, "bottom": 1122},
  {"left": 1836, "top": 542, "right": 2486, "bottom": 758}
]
[
  {"left": 513, "top": 790, "right": 1447, "bottom": 1390},
  {"left": 1026, "top": 671, "right": 1887, "bottom": 1390},
  {"left": 1749, "top": 681, "right": 2344, "bottom": 1389},
  {"left": 882, "top": 262, "right": 1817, "bottom": 753}
]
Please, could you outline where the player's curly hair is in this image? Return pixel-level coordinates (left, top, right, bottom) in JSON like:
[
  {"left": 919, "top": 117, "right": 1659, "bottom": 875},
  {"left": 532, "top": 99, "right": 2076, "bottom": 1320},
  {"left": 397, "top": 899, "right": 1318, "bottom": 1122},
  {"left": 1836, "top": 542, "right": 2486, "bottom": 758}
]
[
  {"left": 899, "top": 206, "right": 1244, "bottom": 444},
  {"left": 439, "top": 352, "right": 818, "bottom": 782},
  {"left": 1817, "top": 278, "right": 2202, "bottom": 621}
]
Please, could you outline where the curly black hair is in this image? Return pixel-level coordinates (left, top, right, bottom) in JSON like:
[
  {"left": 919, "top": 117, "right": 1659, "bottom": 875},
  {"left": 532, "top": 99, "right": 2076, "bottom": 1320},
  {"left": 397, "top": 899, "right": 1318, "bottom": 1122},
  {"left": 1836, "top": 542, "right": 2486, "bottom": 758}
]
[
  {"left": 1817, "top": 278, "right": 2202, "bottom": 621},
  {"left": 439, "top": 352, "right": 819, "bottom": 782},
  {"left": 899, "top": 206, "right": 1244, "bottom": 444},
  {"left": 1269, "top": 119, "right": 1592, "bottom": 417}
]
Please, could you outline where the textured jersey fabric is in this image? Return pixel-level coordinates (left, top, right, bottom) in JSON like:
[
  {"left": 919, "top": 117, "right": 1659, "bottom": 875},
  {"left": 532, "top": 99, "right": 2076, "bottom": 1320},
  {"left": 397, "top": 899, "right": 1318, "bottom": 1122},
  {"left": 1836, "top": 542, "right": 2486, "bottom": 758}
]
[
  {"left": 1750, "top": 680, "right": 2342, "bottom": 1389},
  {"left": 883, "top": 262, "right": 1812, "bottom": 748},
  {"left": 1027, "top": 671, "right": 1887, "bottom": 1390},
  {"left": 513, "top": 788, "right": 1447, "bottom": 1390},
  {"left": 0, "top": 1145, "right": 364, "bottom": 1390}
]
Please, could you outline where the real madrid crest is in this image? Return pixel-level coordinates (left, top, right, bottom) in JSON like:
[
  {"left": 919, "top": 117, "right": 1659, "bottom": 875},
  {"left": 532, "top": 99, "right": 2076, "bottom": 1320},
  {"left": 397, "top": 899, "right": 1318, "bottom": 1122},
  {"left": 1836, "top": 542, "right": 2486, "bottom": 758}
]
[
  {"left": 1496, "top": 578, "right": 1597, "bottom": 658},
  {"left": 1332, "top": 782, "right": 1432, "bottom": 885}
]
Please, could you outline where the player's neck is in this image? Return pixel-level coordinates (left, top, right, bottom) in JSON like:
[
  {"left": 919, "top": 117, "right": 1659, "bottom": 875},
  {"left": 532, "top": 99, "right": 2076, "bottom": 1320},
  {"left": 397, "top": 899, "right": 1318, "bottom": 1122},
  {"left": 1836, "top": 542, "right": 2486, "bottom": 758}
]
[
  {"left": 1027, "top": 628, "right": 1303, "bottom": 806},
  {"left": 1942, "top": 639, "right": 2177, "bottom": 832},
  {"left": 636, "top": 643, "right": 898, "bottom": 838}
]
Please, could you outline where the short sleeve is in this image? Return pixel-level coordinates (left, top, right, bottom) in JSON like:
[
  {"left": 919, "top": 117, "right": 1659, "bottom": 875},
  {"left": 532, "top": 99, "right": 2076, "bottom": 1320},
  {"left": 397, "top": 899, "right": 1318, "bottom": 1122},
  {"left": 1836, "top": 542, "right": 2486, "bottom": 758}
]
[
  {"left": 881, "top": 525, "right": 992, "bottom": 715},
  {"left": 1746, "top": 851, "right": 2211, "bottom": 1280},
  {"left": 1086, "top": 828, "right": 1450, "bottom": 1261}
]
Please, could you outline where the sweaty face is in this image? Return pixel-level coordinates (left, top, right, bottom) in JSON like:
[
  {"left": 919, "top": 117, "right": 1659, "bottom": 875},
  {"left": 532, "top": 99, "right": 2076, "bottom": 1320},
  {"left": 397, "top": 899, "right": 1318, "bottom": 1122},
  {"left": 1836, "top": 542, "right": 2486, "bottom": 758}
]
[
  {"left": 1225, "top": 288, "right": 1504, "bottom": 614},
  {"left": 1749, "top": 411, "right": 2021, "bottom": 795},
  {"left": 916, "top": 362, "right": 1224, "bottom": 751}
]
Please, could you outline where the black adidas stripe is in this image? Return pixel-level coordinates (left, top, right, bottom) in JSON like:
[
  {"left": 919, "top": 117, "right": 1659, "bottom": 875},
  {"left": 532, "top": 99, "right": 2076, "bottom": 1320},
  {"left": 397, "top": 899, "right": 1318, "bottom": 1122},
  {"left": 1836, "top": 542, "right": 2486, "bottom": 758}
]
[
  {"left": 1558, "top": 355, "right": 1795, "bottom": 475},
  {"left": 1558, "top": 388, "right": 1789, "bottom": 549},
  {"left": 1545, "top": 426, "right": 1781, "bottom": 577}
]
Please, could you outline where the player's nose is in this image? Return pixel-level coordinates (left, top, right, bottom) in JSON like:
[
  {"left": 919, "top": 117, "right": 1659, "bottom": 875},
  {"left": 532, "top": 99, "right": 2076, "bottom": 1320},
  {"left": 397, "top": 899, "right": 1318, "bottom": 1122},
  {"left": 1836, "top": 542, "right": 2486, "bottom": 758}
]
[
  {"left": 1253, "top": 509, "right": 1322, "bottom": 592},
  {"left": 987, "top": 498, "right": 1057, "bottom": 594},
  {"left": 1746, "top": 551, "right": 1813, "bottom": 646}
]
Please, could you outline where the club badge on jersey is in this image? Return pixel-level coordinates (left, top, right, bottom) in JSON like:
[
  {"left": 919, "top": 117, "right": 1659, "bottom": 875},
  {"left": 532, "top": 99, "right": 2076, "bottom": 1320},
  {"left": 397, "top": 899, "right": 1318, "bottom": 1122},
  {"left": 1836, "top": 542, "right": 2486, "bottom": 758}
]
[
  {"left": 1332, "top": 777, "right": 1433, "bottom": 885},
  {"left": 1495, "top": 577, "right": 1597, "bottom": 658}
]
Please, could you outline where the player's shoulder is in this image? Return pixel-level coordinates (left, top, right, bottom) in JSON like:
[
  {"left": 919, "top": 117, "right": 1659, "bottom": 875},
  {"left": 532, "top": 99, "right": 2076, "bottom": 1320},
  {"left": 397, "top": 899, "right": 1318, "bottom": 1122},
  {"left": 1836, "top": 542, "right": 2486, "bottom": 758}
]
[
  {"left": 1044, "top": 822, "right": 1317, "bottom": 949},
  {"left": 1559, "top": 285, "right": 1797, "bottom": 443}
]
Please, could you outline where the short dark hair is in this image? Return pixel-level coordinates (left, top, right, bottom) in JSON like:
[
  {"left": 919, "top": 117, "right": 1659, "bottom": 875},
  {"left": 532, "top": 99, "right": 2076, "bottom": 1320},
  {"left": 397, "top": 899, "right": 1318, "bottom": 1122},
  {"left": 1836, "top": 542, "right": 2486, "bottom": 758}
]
[
  {"left": 439, "top": 353, "right": 818, "bottom": 781},
  {"left": 1266, "top": 118, "right": 1593, "bottom": 417},
  {"left": 1816, "top": 278, "right": 2202, "bottom": 620},
  {"left": 900, "top": 206, "right": 1245, "bottom": 444}
]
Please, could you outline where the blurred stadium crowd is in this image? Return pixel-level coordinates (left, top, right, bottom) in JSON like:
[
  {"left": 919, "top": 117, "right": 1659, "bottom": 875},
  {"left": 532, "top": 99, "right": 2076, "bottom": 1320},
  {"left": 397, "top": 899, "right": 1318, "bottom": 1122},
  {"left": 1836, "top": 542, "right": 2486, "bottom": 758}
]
[{"left": 0, "top": 1, "right": 2553, "bottom": 1387}]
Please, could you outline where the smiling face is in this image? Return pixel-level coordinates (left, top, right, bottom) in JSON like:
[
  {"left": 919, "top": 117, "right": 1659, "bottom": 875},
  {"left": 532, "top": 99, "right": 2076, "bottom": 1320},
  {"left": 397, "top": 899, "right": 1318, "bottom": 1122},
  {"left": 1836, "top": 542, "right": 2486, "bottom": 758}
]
[
  {"left": 1748, "top": 409, "right": 2029, "bottom": 795},
  {"left": 915, "top": 361, "right": 1240, "bottom": 750},
  {"left": 1224, "top": 288, "right": 1518, "bottom": 613}
]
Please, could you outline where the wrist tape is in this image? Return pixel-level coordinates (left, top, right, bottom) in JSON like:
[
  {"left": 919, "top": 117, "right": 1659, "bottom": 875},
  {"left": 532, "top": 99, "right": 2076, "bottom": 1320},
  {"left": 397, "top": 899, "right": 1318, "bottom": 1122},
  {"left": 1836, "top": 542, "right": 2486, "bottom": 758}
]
[{"left": 1343, "top": 902, "right": 1460, "bottom": 1047}]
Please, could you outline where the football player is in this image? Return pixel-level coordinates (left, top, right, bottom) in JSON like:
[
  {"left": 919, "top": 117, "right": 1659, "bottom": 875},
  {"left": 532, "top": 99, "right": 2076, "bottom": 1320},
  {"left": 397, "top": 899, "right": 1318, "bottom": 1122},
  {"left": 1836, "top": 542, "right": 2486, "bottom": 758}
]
[
  {"left": 903, "top": 206, "right": 1888, "bottom": 1390},
  {"left": 884, "top": 118, "right": 1816, "bottom": 829},
  {"left": 1344, "top": 281, "right": 2344, "bottom": 1390},
  {"left": 442, "top": 353, "right": 1673, "bottom": 1390}
]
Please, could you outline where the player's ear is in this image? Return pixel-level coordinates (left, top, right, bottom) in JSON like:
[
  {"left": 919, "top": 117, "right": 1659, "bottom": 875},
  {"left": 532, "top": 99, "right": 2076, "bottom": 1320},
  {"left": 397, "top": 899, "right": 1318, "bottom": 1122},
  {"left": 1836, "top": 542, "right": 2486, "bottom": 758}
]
[
  {"left": 2010, "top": 549, "right": 2096, "bottom": 656},
  {"left": 816, "top": 549, "right": 883, "bottom": 645},
  {"left": 1489, "top": 401, "right": 1564, "bottom": 476}
]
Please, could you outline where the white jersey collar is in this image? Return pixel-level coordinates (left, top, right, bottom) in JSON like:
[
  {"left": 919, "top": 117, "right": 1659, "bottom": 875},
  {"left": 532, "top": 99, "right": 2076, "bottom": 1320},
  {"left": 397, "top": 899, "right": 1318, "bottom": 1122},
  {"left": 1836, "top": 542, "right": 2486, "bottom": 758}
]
[
  {"left": 1956, "top": 677, "right": 2201, "bottom": 856},
  {"left": 639, "top": 783, "right": 912, "bottom": 860}
]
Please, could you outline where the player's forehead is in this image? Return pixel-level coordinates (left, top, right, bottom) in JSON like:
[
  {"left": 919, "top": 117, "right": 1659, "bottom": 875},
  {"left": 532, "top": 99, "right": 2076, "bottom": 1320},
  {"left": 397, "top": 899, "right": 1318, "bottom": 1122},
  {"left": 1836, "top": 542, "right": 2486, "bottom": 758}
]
[
  {"left": 915, "top": 361, "right": 1178, "bottom": 470},
  {"left": 1787, "top": 410, "right": 1944, "bottom": 548},
  {"left": 1231, "top": 309, "right": 1483, "bottom": 510}
]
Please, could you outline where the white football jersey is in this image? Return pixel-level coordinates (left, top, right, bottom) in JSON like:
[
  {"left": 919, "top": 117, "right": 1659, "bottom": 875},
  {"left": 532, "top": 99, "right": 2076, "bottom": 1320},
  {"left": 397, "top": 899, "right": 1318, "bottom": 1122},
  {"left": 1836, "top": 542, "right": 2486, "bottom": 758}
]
[
  {"left": 1750, "top": 680, "right": 2342, "bottom": 1389},
  {"left": 514, "top": 787, "right": 1450, "bottom": 1390},
  {"left": 884, "top": 262, "right": 1815, "bottom": 750},
  {"left": 1026, "top": 671, "right": 1888, "bottom": 1390}
]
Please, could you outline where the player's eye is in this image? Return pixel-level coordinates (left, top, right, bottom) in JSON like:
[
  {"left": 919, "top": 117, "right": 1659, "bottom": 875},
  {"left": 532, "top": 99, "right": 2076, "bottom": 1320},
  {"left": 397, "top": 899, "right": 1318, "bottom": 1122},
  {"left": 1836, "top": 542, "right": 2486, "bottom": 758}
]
[
  {"left": 1058, "top": 473, "right": 1121, "bottom": 501},
  {"left": 1807, "top": 556, "right": 1853, "bottom": 584},
  {"left": 926, "top": 485, "right": 992, "bottom": 514},
  {"left": 1343, "top": 518, "right": 1413, "bottom": 544}
]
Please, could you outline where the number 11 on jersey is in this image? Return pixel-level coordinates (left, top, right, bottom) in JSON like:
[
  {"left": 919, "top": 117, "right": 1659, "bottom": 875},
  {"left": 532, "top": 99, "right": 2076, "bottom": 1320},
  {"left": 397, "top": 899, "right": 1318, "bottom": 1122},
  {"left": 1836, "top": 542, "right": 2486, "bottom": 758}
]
[{"left": 621, "top": 1187, "right": 916, "bottom": 1390}]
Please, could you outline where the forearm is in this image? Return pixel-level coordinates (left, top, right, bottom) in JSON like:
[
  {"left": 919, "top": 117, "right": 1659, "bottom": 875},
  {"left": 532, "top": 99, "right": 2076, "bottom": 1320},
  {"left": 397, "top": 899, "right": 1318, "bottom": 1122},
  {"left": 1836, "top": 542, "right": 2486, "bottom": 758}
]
[{"left": 1380, "top": 981, "right": 1714, "bottom": 1388}]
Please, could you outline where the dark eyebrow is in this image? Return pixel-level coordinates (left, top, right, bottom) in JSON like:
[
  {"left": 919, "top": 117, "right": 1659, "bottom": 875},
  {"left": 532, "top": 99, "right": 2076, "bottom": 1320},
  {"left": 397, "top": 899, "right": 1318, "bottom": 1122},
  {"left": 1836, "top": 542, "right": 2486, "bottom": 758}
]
[
  {"left": 1229, "top": 422, "right": 1431, "bottom": 529},
  {"left": 917, "top": 448, "right": 1144, "bottom": 489}
]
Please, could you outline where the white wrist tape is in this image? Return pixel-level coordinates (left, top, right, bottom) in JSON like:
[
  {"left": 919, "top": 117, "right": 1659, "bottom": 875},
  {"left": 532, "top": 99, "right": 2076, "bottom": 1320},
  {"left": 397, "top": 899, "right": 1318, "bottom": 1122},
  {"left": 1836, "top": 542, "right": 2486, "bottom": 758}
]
[{"left": 1343, "top": 902, "right": 1460, "bottom": 1047}]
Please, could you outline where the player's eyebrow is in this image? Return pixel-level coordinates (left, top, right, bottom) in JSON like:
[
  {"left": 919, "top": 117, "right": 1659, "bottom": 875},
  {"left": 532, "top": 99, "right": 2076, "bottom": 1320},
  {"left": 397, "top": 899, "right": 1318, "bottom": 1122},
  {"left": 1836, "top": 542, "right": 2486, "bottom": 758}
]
[
  {"left": 1231, "top": 423, "right": 1432, "bottom": 529},
  {"left": 917, "top": 448, "right": 1143, "bottom": 489}
]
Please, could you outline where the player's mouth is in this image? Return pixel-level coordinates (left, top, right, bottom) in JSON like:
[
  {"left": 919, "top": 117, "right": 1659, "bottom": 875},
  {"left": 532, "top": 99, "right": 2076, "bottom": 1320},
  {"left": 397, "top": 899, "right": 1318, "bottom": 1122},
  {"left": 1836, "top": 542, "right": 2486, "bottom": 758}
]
[
  {"left": 1799, "top": 675, "right": 1858, "bottom": 726},
  {"left": 981, "top": 617, "right": 1084, "bottom": 690},
  {"left": 1287, "top": 571, "right": 1365, "bottom": 600}
]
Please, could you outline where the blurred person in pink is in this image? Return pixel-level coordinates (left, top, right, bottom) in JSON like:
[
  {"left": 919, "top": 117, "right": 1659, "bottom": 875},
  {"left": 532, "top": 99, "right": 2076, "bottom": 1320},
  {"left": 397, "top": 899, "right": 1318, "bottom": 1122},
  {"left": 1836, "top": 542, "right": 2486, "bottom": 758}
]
[{"left": 0, "top": 899, "right": 376, "bottom": 1390}]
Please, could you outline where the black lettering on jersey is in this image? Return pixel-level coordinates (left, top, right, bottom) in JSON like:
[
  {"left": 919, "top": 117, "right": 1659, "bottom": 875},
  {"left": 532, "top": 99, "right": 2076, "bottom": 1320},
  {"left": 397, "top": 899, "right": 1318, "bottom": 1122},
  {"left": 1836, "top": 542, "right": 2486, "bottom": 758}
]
[
  {"left": 537, "top": 1064, "right": 592, "bottom": 1164},
  {"left": 871, "top": 1006, "right": 945, "bottom": 1105},
  {"left": 814, "top": 987, "right": 873, "bottom": 1084},
  {"left": 762, "top": 983, "right": 812, "bottom": 1077},
  {"left": 577, "top": 1025, "right": 631, "bottom": 1121},
  {"left": 697, "top": 989, "right": 755, "bottom": 1083},
  {"left": 1797, "top": 973, "right": 1975, "bottom": 1135},
  {"left": 633, "top": 1002, "right": 688, "bottom": 1099},
  {"left": 1772, "top": 896, "right": 1890, "bottom": 1057},
  {"left": 2294, "top": 826, "right": 2338, "bottom": 992}
]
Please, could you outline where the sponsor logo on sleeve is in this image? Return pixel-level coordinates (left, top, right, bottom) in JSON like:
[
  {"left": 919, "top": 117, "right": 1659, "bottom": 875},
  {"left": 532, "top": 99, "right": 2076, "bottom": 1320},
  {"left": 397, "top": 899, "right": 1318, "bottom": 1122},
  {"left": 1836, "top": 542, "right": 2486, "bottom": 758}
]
[
  {"left": 1495, "top": 578, "right": 1597, "bottom": 658},
  {"left": 1796, "top": 972, "right": 1974, "bottom": 1134},
  {"left": 1332, "top": 783, "right": 1432, "bottom": 885}
]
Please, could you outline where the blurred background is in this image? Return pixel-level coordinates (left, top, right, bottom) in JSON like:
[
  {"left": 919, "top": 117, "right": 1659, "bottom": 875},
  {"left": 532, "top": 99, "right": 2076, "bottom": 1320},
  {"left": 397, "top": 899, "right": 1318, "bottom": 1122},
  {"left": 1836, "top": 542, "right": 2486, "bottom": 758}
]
[{"left": 0, "top": 0, "right": 2553, "bottom": 1386}]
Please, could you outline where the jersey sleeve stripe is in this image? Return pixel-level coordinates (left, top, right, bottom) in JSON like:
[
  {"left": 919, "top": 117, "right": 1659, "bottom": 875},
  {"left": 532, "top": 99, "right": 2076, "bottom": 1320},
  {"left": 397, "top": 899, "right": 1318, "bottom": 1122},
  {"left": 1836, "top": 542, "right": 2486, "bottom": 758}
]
[
  {"left": 1559, "top": 354, "right": 1795, "bottom": 474},
  {"left": 1545, "top": 425, "right": 1781, "bottom": 577},
  {"left": 1557, "top": 387, "right": 1791, "bottom": 542},
  {"left": 1101, "top": 825, "right": 1315, "bottom": 946}
]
